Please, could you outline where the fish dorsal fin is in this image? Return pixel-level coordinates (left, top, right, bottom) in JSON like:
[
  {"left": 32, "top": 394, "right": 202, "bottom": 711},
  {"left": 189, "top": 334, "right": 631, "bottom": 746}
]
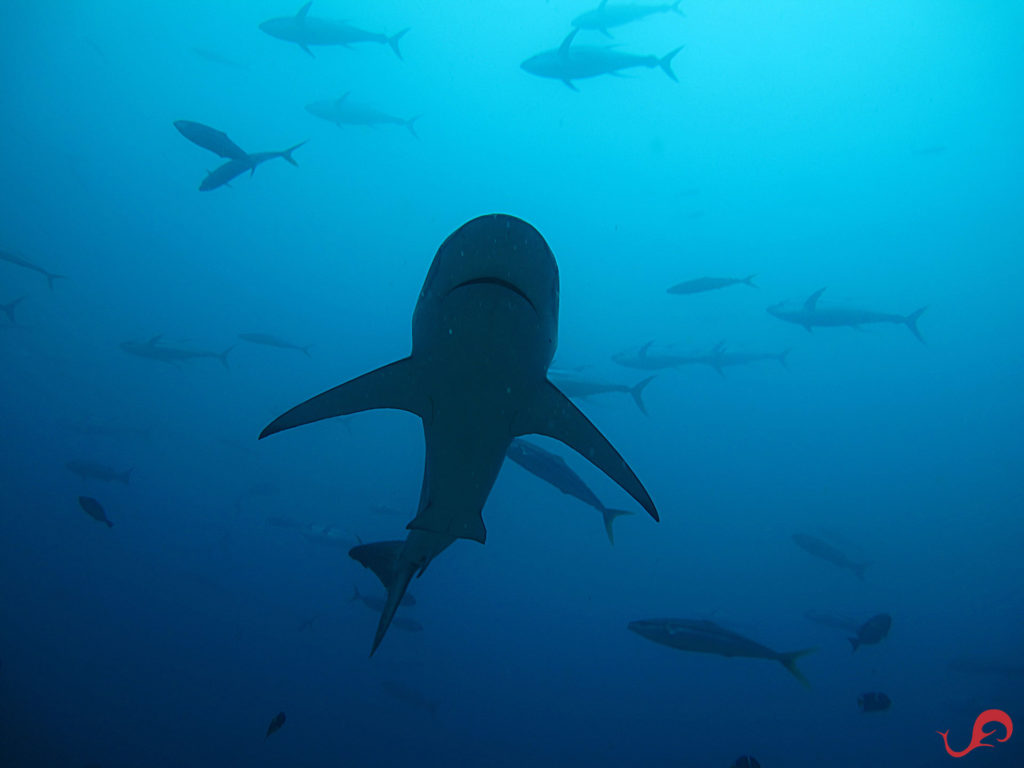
[
  {"left": 260, "top": 357, "right": 429, "bottom": 439},
  {"left": 559, "top": 28, "right": 580, "bottom": 58},
  {"left": 336, "top": 92, "right": 350, "bottom": 105},
  {"left": 639, "top": 340, "right": 654, "bottom": 357},
  {"left": 147, "top": 334, "right": 163, "bottom": 347},
  {"left": 513, "top": 381, "right": 658, "bottom": 522},
  {"left": 296, "top": 1, "right": 312, "bottom": 18},
  {"left": 712, "top": 340, "right": 726, "bottom": 354},
  {"left": 349, "top": 540, "right": 404, "bottom": 588},
  {"left": 804, "top": 287, "right": 826, "bottom": 311}
]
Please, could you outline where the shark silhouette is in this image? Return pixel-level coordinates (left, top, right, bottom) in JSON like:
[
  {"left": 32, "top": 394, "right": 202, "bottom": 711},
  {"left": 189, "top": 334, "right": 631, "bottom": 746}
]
[{"left": 259, "top": 214, "right": 658, "bottom": 654}]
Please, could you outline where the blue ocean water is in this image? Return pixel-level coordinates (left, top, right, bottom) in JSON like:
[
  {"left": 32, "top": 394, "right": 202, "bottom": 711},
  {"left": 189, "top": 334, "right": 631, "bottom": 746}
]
[{"left": 1, "top": 1, "right": 1022, "bottom": 766}]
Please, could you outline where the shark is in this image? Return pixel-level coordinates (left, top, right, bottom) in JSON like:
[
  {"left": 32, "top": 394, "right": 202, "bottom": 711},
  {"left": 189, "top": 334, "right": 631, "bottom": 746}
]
[
  {"left": 767, "top": 288, "right": 927, "bottom": 343},
  {"left": 521, "top": 29, "right": 683, "bottom": 91},
  {"left": 306, "top": 94, "right": 419, "bottom": 138},
  {"left": 1, "top": 296, "right": 25, "bottom": 323},
  {"left": 259, "top": 2, "right": 408, "bottom": 59},
  {"left": 573, "top": 1, "right": 685, "bottom": 37},
  {"left": 120, "top": 335, "right": 233, "bottom": 368},
  {"left": 259, "top": 214, "right": 659, "bottom": 654},
  {"left": 0, "top": 250, "right": 66, "bottom": 290}
]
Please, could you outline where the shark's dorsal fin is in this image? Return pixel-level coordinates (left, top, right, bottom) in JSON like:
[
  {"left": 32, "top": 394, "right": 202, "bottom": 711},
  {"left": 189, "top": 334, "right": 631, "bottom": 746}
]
[
  {"left": 804, "top": 287, "right": 826, "bottom": 311},
  {"left": 259, "top": 357, "right": 429, "bottom": 439},
  {"left": 514, "top": 381, "right": 658, "bottom": 522},
  {"left": 296, "top": 1, "right": 312, "bottom": 18},
  {"left": 349, "top": 541, "right": 404, "bottom": 588},
  {"left": 559, "top": 28, "right": 580, "bottom": 58}
]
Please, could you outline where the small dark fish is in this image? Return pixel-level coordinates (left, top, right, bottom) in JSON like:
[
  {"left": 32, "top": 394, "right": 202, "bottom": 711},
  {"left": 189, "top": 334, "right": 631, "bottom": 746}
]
[
  {"left": 265, "top": 711, "right": 286, "bottom": 739},
  {"left": 0, "top": 249, "right": 66, "bottom": 290},
  {"left": 858, "top": 691, "right": 891, "bottom": 713},
  {"left": 78, "top": 496, "right": 113, "bottom": 528},
  {"left": 791, "top": 533, "right": 867, "bottom": 580},
  {"left": 174, "top": 120, "right": 248, "bottom": 160},
  {"left": 66, "top": 460, "right": 132, "bottom": 485},
  {"left": 731, "top": 758, "right": 761, "bottom": 768},
  {"left": 667, "top": 275, "right": 757, "bottom": 295},
  {"left": 850, "top": 613, "right": 891, "bottom": 652}
]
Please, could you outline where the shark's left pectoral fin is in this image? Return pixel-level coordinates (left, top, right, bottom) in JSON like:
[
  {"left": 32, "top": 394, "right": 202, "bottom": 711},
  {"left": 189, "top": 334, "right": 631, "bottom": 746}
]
[
  {"left": 514, "top": 381, "right": 658, "bottom": 521},
  {"left": 260, "top": 357, "right": 428, "bottom": 439}
]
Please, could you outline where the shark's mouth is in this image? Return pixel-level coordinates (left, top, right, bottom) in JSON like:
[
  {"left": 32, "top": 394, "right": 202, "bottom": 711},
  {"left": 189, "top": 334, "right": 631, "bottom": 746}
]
[{"left": 448, "top": 277, "right": 537, "bottom": 314}]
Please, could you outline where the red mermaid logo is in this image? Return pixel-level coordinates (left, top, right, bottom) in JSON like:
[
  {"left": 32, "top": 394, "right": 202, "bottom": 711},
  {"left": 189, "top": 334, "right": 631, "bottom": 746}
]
[{"left": 937, "top": 709, "right": 1012, "bottom": 757}]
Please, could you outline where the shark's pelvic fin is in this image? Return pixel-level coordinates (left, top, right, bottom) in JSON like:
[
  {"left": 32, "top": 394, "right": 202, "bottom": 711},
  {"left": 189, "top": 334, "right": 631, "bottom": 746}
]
[
  {"left": 259, "top": 357, "right": 428, "bottom": 439},
  {"left": 514, "top": 381, "right": 659, "bottom": 522}
]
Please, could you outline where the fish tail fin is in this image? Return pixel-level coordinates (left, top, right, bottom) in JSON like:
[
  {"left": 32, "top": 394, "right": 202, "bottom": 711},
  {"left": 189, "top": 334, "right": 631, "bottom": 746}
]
[
  {"left": 849, "top": 637, "right": 860, "bottom": 652},
  {"left": 219, "top": 345, "right": 235, "bottom": 369},
  {"left": 779, "top": 648, "right": 816, "bottom": 689},
  {"left": 301, "top": 344, "right": 313, "bottom": 357},
  {"left": 406, "top": 116, "right": 420, "bottom": 139},
  {"left": 659, "top": 46, "right": 684, "bottom": 82},
  {"left": 388, "top": 28, "right": 409, "bottom": 60},
  {"left": 121, "top": 468, "right": 133, "bottom": 486},
  {"left": 778, "top": 349, "right": 792, "bottom": 369},
  {"left": 905, "top": 306, "right": 927, "bottom": 343},
  {"left": 743, "top": 273, "right": 758, "bottom": 287},
  {"left": 46, "top": 273, "right": 67, "bottom": 291},
  {"left": 1, "top": 295, "right": 25, "bottom": 323},
  {"left": 630, "top": 376, "right": 656, "bottom": 415},
  {"left": 280, "top": 140, "right": 307, "bottom": 167},
  {"left": 601, "top": 508, "right": 633, "bottom": 546},
  {"left": 370, "top": 560, "right": 417, "bottom": 656}
]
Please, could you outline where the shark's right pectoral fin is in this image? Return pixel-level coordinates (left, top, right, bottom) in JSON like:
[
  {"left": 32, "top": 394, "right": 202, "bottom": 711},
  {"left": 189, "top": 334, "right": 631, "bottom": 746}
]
[
  {"left": 514, "top": 381, "right": 659, "bottom": 522},
  {"left": 260, "top": 357, "right": 428, "bottom": 439}
]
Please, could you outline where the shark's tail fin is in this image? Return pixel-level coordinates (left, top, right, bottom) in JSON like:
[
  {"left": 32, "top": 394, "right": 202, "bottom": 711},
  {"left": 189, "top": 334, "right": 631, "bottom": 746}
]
[
  {"left": 119, "top": 468, "right": 133, "bottom": 486},
  {"left": 743, "top": 273, "right": 758, "bottom": 288},
  {"left": 630, "top": 376, "right": 656, "bottom": 416},
  {"left": 778, "top": 648, "right": 816, "bottom": 689},
  {"left": 777, "top": 348, "right": 792, "bottom": 369},
  {"left": 601, "top": 508, "right": 633, "bottom": 546},
  {"left": 405, "top": 116, "right": 420, "bottom": 139},
  {"left": 219, "top": 345, "right": 235, "bottom": 370},
  {"left": 388, "top": 28, "right": 409, "bottom": 60},
  {"left": 45, "top": 273, "right": 67, "bottom": 291},
  {"left": 280, "top": 140, "right": 307, "bottom": 167},
  {"left": 372, "top": 559, "right": 417, "bottom": 656},
  {"left": 1, "top": 296, "right": 25, "bottom": 323},
  {"left": 904, "top": 306, "right": 927, "bottom": 343},
  {"left": 659, "top": 46, "right": 684, "bottom": 82}
]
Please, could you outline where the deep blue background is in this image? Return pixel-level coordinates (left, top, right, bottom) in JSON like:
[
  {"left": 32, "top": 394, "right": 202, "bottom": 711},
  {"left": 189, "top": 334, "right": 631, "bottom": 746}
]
[{"left": 1, "top": 1, "right": 1021, "bottom": 766}]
